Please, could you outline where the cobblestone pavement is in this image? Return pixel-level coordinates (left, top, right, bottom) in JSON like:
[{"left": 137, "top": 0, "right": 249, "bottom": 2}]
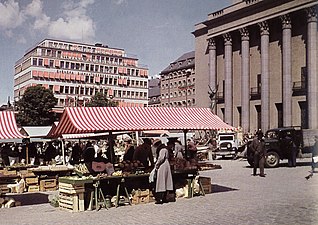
[{"left": 0, "top": 158, "right": 317, "bottom": 225}]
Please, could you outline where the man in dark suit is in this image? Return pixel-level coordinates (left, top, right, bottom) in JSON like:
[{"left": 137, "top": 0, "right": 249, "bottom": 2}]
[{"left": 250, "top": 130, "right": 266, "bottom": 177}]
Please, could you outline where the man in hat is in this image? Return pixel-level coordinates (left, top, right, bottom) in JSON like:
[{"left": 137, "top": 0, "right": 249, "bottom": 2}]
[{"left": 250, "top": 130, "right": 266, "bottom": 177}]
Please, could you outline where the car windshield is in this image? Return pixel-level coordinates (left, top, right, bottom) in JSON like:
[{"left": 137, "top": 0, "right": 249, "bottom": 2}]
[{"left": 219, "top": 136, "right": 234, "bottom": 141}]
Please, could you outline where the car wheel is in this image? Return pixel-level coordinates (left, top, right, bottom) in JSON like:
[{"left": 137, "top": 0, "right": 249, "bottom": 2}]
[{"left": 265, "top": 151, "right": 280, "bottom": 168}]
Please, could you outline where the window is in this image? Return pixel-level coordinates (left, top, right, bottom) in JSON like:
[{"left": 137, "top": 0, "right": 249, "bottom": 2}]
[
  {"left": 65, "top": 86, "right": 69, "bottom": 94},
  {"left": 49, "top": 60, "right": 54, "bottom": 67},
  {"left": 32, "top": 58, "right": 37, "bottom": 66},
  {"left": 65, "top": 61, "right": 69, "bottom": 69},
  {"left": 38, "top": 58, "right": 43, "bottom": 66},
  {"left": 60, "top": 61, "right": 65, "bottom": 68}
]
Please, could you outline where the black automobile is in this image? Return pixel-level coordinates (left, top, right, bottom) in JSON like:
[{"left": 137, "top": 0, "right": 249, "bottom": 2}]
[{"left": 247, "top": 127, "right": 303, "bottom": 168}]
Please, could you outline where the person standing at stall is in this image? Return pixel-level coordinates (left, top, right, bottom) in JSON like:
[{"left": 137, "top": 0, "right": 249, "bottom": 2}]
[
  {"left": 133, "top": 138, "right": 154, "bottom": 169},
  {"left": 174, "top": 139, "right": 184, "bottom": 159},
  {"left": 250, "top": 130, "right": 266, "bottom": 177},
  {"left": 153, "top": 141, "right": 173, "bottom": 204},
  {"left": 187, "top": 139, "right": 197, "bottom": 160},
  {"left": 123, "top": 139, "right": 135, "bottom": 161}
]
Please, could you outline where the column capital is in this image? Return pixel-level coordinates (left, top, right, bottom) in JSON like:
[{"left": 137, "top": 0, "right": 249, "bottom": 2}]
[
  {"left": 280, "top": 14, "right": 292, "bottom": 29},
  {"left": 208, "top": 38, "right": 216, "bottom": 50},
  {"left": 306, "top": 7, "right": 317, "bottom": 23},
  {"left": 239, "top": 27, "right": 249, "bottom": 41},
  {"left": 258, "top": 21, "right": 269, "bottom": 36},
  {"left": 223, "top": 33, "right": 232, "bottom": 46}
]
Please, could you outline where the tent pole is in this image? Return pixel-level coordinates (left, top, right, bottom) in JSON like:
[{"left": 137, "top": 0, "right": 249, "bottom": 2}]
[
  {"left": 136, "top": 131, "right": 139, "bottom": 146},
  {"left": 109, "top": 131, "right": 115, "bottom": 164},
  {"left": 26, "top": 143, "right": 29, "bottom": 165},
  {"left": 61, "top": 139, "right": 65, "bottom": 165},
  {"left": 183, "top": 129, "right": 188, "bottom": 160}
]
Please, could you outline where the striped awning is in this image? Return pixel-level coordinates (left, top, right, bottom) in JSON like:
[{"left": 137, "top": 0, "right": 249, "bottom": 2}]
[
  {"left": 0, "top": 111, "right": 25, "bottom": 139},
  {"left": 50, "top": 107, "right": 235, "bottom": 138}
]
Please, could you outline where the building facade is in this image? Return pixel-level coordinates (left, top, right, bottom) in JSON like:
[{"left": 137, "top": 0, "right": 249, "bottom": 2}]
[
  {"left": 148, "top": 77, "right": 161, "bottom": 107},
  {"left": 193, "top": 0, "right": 317, "bottom": 133},
  {"left": 160, "top": 51, "right": 195, "bottom": 107},
  {"left": 14, "top": 39, "right": 149, "bottom": 112}
]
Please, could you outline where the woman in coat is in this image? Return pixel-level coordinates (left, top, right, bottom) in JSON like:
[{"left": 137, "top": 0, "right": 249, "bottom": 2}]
[{"left": 154, "top": 141, "right": 173, "bottom": 204}]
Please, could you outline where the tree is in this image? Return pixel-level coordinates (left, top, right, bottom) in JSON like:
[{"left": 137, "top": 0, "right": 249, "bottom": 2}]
[
  {"left": 16, "top": 85, "right": 58, "bottom": 126},
  {"left": 86, "top": 92, "right": 118, "bottom": 107}
]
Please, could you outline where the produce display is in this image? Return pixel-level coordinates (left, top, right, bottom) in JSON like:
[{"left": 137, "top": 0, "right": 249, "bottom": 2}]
[{"left": 117, "top": 160, "right": 145, "bottom": 172}]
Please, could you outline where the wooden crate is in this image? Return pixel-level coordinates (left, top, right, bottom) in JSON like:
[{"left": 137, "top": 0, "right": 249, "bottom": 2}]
[
  {"left": 40, "top": 179, "right": 57, "bottom": 191},
  {"left": 0, "top": 184, "right": 10, "bottom": 194},
  {"left": 28, "top": 185, "right": 39, "bottom": 192},
  {"left": 25, "top": 177, "right": 38, "bottom": 185},
  {"left": 59, "top": 182, "right": 85, "bottom": 212},
  {"left": 199, "top": 177, "right": 212, "bottom": 194},
  {"left": 3, "top": 170, "right": 17, "bottom": 175},
  {"left": 132, "top": 189, "right": 150, "bottom": 205}
]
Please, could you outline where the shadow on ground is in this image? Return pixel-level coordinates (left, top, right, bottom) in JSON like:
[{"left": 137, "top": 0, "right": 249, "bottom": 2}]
[
  {"left": 211, "top": 184, "right": 238, "bottom": 194},
  {"left": 5, "top": 192, "right": 53, "bottom": 206}
]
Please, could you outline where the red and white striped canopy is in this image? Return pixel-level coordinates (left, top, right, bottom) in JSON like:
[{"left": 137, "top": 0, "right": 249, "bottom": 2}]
[
  {"left": 0, "top": 111, "right": 25, "bottom": 139},
  {"left": 50, "top": 107, "right": 234, "bottom": 137}
]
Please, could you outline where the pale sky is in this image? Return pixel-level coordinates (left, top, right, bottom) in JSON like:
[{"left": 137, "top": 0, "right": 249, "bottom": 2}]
[{"left": 0, "top": 0, "right": 231, "bottom": 105}]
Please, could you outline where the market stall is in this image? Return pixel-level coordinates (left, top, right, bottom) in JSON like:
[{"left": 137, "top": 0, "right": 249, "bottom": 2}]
[{"left": 48, "top": 107, "right": 234, "bottom": 211}]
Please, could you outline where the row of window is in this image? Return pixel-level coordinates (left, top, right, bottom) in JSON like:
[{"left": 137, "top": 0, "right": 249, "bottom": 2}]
[
  {"left": 161, "top": 78, "right": 195, "bottom": 89},
  {"left": 32, "top": 71, "right": 147, "bottom": 88},
  {"left": 161, "top": 88, "right": 195, "bottom": 99},
  {"left": 161, "top": 99, "right": 196, "bottom": 107},
  {"left": 44, "top": 40, "right": 124, "bottom": 56},
  {"left": 50, "top": 85, "right": 147, "bottom": 99},
  {"left": 31, "top": 57, "right": 146, "bottom": 77}
]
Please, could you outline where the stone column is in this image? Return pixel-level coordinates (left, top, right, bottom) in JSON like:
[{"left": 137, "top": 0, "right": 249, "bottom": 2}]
[
  {"left": 258, "top": 21, "right": 270, "bottom": 132},
  {"left": 223, "top": 33, "right": 233, "bottom": 125},
  {"left": 307, "top": 7, "right": 318, "bottom": 129},
  {"left": 208, "top": 38, "right": 217, "bottom": 113},
  {"left": 240, "top": 27, "right": 250, "bottom": 132},
  {"left": 281, "top": 14, "right": 292, "bottom": 127}
]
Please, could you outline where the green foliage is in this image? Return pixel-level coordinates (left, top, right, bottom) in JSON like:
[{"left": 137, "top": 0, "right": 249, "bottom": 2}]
[
  {"left": 16, "top": 85, "right": 58, "bottom": 126},
  {"left": 86, "top": 92, "right": 118, "bottom": 107}
]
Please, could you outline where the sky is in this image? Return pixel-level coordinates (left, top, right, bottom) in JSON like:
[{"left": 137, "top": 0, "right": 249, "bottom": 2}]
[{"left": 0, "top": 0, "right": 232, "bottom": 105}]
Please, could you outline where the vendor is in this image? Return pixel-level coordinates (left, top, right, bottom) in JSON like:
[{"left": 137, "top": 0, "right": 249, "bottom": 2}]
[
  {"left": 83, "top": 141, "right": 96, "bottom": 174},
  {"left": 133, "top": 138, "right": 154, "bottom": 169},
  {"left": 123, "top": 139, "right": 135, "bottom": 161}
]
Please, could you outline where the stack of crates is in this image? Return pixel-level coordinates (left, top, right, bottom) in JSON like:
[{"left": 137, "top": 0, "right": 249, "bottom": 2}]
[
  {"left": 19, "top": 170, "right": 39, "bottom": 192},
  {"left": 58, "top": 182, "right": 85, "bottom": 212}
]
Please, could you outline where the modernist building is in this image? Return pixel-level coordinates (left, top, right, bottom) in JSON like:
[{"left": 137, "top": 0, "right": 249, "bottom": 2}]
[
  {"left": 193, "top": 0, "right": 317, "bottom": 133},
  {"left": 14, "top": 39, "right": 149, "bottom": 112},
  {"left": 148, "top": 77, "right": 161, "bottom": 107},
  {"left": 160, "top": 51, "right": 195, "bottom": 107}
]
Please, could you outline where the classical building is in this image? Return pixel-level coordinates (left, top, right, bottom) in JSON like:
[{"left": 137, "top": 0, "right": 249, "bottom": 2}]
[
  {"left": 148, "top": 77, "right": 161, "bottom": 107},
  {"left": 193, "top": 0, "right": 317, "bottom": 133},
  {"left": 14, "top": 39, "right": 149, "bottom": 112},
  {"left": 160, "top": 51, "right": 195, "bottom": 107}
]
